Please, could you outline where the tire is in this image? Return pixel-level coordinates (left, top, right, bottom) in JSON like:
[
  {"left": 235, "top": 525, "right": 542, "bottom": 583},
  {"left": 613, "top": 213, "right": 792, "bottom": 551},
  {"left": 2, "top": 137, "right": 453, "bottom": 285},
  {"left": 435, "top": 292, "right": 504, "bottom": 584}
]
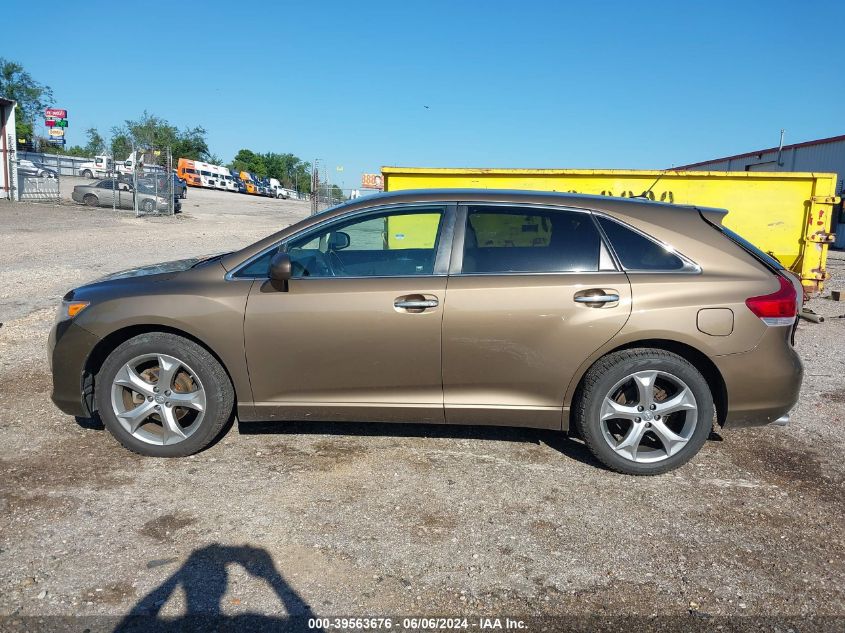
[
  {"left": 142, "top": 199, "right": 155, "bottom": 213},
  {"left": 574, "top": 348, "right": 714, "bottom": 475},
  {"left": 83, "top": 193, "right": 99, "bottom": 207},
  {"left": 95, "top": 333, "right": 234, "bottom": 457},
  {"left": 81, "top": 169, "right": 93, "bottom": 179}
]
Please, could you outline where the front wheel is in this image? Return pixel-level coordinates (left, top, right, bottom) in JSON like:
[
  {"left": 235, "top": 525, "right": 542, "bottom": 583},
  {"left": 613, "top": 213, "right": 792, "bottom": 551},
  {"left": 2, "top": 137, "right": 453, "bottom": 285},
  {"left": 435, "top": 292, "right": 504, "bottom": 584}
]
[
  {"left": 81, "top": 169, "right": 93, "bottom": 179},
  {"left": 96, "top": 333, "right": 234, "bottom": 457},
  {"left": 141, "top": 198, "right": 155, "bottom": 213},
  {"left": 574, "top": 349, "right": 714, "bottom": 475}
]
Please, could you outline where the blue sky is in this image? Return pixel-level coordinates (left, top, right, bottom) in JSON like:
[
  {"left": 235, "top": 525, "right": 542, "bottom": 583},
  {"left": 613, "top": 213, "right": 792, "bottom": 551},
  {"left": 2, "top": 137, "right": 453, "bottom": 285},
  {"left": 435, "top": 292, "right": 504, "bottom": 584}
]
[{"left": 4, "top": 0, "right": 844, "bottom": 190}]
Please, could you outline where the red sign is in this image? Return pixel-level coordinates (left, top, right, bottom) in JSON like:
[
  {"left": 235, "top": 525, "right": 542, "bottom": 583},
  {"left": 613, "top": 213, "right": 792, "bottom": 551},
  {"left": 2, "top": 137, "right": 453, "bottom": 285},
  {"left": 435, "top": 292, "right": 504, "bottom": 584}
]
[
  {"left": 45, "top": 119, "right": 56, "bottom": 127},
  {"left": 361, "top": 173, "right": 383, "bottom": 190},
  {"left": 45, "top": 108, "right": 67, "bottom": 118}
]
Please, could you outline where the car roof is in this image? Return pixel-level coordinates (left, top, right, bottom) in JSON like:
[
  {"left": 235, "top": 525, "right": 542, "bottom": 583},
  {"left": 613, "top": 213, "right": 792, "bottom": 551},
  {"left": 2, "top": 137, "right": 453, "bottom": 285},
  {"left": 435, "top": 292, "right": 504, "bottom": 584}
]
[{"left": 334, "top": 188, "right": 695, "bottom": 211}]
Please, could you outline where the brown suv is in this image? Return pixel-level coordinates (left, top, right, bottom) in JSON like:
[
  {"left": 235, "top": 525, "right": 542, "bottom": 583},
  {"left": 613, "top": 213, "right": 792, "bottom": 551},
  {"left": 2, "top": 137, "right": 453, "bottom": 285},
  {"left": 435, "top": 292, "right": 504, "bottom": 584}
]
[{"left": 49, "top": 190, "right": 803, "bottom": 474}]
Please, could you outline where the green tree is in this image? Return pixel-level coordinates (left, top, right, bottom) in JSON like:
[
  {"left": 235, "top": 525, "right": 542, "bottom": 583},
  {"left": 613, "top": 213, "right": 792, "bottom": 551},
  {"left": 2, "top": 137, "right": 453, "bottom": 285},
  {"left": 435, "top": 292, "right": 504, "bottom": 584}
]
[
  {"left": 330, "top": 184, "right": 346, "bottom": 204},
  {"left": 0, "top": 58, "right": 54, "bottom": 141},
  {"left": 110, "top": 129, "right": 132, "bottom": 161},
  {"left": 229, "top": 149, "right": 313, "bottom": 193},
  {"left": 108, "top": 113, "right": 212, "bottom": 164},
  {"left": 84, "top": 127, "right": 106, "bottom": 155},
  {"left": 172, "top": 127, "right": 210, "bottom": 162}
]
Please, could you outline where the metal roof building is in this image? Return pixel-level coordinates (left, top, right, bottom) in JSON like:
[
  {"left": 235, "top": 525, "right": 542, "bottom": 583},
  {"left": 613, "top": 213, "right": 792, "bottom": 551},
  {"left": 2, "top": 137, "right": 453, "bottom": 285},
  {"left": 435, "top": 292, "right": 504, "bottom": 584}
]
[{"left": 677, "top": 134, "right": 845, "bottom": 194}]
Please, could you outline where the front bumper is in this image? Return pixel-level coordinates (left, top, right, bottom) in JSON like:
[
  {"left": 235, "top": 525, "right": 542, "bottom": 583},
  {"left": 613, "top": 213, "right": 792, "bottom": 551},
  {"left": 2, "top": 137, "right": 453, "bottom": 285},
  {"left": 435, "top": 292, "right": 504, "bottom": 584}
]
[
  {"left": 48, "top": 320, "right": 101, "bottom": 417},
  {"left": 712, "top": 327, "right": 803, "bottom": 428}
]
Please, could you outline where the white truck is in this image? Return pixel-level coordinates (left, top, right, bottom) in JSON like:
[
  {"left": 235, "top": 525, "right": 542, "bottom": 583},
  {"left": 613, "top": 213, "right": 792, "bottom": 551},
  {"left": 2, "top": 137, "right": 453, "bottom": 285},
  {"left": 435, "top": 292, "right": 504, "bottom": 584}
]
[
  {"left": 118, "top": 153, "right": 163, "bottom": 177},
  {"left": 78, "top": 154, "right": 163, "bottom": 179},
  {"left": 77, "top": 155, "right": 115, "bottom": 179},
  {"left": 268, "top": 178, "right": 290, "bottom": 199}
]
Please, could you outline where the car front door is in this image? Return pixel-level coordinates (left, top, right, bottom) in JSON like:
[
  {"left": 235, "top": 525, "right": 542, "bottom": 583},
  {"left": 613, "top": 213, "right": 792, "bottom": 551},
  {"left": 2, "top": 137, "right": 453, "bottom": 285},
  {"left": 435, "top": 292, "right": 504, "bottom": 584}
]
[
  {"left": 442, "top": 203, "right": 632, "bottom": 429},
  {"left": 241, "top": 204, "right": 454, "bottom": 424}
]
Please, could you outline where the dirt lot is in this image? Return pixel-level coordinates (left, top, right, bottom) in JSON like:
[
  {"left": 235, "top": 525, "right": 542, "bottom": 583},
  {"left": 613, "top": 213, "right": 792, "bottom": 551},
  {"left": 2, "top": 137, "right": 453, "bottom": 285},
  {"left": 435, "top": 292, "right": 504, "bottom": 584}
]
[{"left": 0, "top": 191, "right": 844, "bottom": 631}]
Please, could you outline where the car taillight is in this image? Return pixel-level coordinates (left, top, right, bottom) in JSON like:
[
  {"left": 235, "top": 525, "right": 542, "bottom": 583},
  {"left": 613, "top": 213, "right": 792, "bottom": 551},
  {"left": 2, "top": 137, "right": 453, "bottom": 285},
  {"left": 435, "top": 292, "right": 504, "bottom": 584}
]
[{"left": 745, "top": 275, "right": 797, "bottom": 326}]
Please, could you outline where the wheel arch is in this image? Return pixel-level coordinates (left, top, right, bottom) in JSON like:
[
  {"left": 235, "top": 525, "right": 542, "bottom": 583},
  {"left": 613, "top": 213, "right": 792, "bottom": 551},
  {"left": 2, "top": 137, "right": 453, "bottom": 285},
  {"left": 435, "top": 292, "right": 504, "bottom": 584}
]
[
  {"left": 566, "top": 338, "right": 728, "bottom": 432},
  {"left": 82, "top": 324, "right": 238, "bottom": 415}
]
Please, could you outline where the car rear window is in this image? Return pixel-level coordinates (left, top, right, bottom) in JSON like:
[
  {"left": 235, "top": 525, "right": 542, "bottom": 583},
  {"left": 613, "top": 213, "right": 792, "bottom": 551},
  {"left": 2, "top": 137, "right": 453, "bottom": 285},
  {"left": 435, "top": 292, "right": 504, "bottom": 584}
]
[
  {"left": 717, "top": 225, "right": 784, "bottom": 271},
  {"left": 596, "top": 216, "right": 689, "bottom": 271}
]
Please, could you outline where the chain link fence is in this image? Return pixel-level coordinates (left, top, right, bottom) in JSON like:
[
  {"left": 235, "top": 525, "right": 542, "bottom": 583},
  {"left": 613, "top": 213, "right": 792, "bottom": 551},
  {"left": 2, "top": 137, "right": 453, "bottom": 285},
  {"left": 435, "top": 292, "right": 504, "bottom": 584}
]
[
  {"left": 11, "top": 155, "right": 60, "bottom": 202},
  {"left": 14, "top": 147, "right": 179, "bottom": 216},
  {"left": 128, "top": 147, "right": 177, "bottom": 217},
  {"left": 310, "top": 162, "right": 347, "bottom": 214}
]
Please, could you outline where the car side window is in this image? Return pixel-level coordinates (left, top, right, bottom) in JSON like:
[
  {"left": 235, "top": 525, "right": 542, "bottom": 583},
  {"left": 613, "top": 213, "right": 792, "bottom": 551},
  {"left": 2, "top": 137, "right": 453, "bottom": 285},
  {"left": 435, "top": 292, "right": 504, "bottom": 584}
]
[
  {"left": 596, "top": 216, "right": 688, "bottom": 271},
  {"left": 232, "top": 207, "right": 445, "bottom": 279},
  {"left": 461, "top": 206, "right": 604, "bottom": 273},
  {"left": 285, "top": 208, "right": 444, "bottom": 278}
]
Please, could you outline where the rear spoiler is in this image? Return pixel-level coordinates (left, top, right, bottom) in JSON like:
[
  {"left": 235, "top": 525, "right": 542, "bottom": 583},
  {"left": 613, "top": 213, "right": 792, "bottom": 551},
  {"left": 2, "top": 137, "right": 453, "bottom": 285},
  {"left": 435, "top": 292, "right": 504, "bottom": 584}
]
[{"left": 695, "top": 205, "right": 729, "bottom": 226}]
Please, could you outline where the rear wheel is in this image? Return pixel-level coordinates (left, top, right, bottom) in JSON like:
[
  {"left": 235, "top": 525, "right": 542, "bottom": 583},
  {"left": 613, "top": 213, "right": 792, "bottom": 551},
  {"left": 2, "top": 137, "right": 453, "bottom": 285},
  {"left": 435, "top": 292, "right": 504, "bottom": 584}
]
[
  {"left": 95, "top": 333, "right": 234, "bottom": 457},
  {"left": 575, "top": 349, "right": 713, "bottom": 475},
  {"left": 83, "top": 193, "right": 98, "bottom": 207}
]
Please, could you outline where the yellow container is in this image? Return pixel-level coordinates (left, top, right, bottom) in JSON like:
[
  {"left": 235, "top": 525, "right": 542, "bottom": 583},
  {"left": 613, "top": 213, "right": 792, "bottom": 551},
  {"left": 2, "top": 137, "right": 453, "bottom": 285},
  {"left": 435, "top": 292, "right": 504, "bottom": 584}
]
[
  {"left": 385, "top": 212, "right": 441, "bottom": 249},
  {"left": 382, "top": 167, "right": 840, "bottom": 294}
]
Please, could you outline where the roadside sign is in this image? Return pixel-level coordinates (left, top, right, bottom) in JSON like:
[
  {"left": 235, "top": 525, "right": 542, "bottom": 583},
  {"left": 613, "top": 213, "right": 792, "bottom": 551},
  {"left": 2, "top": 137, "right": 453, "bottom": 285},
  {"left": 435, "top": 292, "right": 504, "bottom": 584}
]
[
  {"left": 49, "top": 128, "right": 65, "bottom": 137},
  {"left": 48, "top": 138, "right": 66, "bottom": 146},
  {"left": 45, "top": 108, "right": 67, "bottom": 118},
  {"left": 361, "top": 173, "right": 383, "bottom": 189},
  {"left": 45, "top": 119, "right": 56, "bottom": 127},
  {"left": 55, "top": 119, "right": 68, "bottom": 128}
]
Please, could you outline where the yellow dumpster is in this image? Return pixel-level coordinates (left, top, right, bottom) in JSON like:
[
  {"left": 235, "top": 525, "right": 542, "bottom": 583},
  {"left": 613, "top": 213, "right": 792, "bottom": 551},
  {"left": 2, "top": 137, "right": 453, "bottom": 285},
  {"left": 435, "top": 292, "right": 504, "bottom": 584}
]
[{"left": 382, "top": 167, "right": 840, "bottom": 294}]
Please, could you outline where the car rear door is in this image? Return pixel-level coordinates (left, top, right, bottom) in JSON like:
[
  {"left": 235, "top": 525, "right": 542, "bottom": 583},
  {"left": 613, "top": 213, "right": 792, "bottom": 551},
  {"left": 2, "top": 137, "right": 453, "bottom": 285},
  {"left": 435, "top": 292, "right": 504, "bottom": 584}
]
[
  {"left": 442, "top": 203, "right": 632, "bottom": 429},
  {"left": 241, "top": 203, "right": 455, "bottom": 424}
]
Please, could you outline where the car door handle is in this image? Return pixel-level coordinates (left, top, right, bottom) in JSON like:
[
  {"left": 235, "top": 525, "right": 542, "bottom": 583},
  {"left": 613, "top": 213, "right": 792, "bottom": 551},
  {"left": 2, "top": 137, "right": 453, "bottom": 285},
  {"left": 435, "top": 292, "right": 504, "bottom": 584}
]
[
  {"left": 574, "top": 294, "right": 619, "bottom": 303},
  {"left": 394, "top": 298, "right": 439, "bottom": 309}
]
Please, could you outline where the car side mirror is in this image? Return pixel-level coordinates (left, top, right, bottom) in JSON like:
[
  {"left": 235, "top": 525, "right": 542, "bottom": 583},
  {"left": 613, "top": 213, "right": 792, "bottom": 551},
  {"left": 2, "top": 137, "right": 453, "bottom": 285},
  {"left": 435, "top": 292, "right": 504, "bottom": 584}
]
[
  {"left": 328, "top": 231, "right": 350, "bottom": 250},
  {"left": 269, "top": 251, "right": 292, "bottom": 289}
]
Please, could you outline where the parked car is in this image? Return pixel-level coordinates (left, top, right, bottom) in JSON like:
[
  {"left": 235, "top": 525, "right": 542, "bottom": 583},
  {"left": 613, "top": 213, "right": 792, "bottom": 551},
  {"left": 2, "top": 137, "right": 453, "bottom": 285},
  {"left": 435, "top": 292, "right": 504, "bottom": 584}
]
[
  {"left": 49, "top": 189, "right": 802, "bottom": 474},
  {"left": 70, "top": 179, "right": 181, "bottom": 214},
  {"left": 136, "top": 173, "right": 188, "bottom": 199},
  {"left": 18, "top": 159, "right": 57, "bottom": 178}
]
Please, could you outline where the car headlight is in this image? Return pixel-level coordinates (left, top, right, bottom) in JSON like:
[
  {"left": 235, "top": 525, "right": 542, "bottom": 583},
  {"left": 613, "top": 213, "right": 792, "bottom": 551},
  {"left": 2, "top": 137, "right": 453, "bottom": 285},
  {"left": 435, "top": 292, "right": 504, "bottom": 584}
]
[{"left": 59, "top": 300, "right": 90, "bottom": 321}]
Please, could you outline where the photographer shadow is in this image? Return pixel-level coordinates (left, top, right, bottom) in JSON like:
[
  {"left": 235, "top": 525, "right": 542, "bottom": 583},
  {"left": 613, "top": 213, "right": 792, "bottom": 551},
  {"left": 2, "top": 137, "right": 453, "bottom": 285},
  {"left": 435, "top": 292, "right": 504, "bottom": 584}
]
[{"left": 116, "top": 543, "right": 321, "bottom": 633}]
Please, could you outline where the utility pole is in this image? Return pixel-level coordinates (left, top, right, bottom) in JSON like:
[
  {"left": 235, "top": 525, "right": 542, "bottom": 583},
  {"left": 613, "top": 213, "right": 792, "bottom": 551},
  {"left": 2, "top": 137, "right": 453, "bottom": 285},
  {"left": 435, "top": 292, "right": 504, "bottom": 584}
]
[{"left": 310, "top": 159, "right": 319, "bottom": 215}]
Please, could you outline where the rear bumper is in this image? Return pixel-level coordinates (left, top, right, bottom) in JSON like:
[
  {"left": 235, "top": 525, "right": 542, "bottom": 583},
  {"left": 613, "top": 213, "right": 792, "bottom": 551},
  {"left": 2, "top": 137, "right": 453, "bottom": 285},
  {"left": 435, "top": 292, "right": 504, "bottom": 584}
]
[
  {"left": 48, "top": 320, "right": 100, "bottom": 417},
  {"left": 712, "top": 327, "right": 803, "bottom": 428}
]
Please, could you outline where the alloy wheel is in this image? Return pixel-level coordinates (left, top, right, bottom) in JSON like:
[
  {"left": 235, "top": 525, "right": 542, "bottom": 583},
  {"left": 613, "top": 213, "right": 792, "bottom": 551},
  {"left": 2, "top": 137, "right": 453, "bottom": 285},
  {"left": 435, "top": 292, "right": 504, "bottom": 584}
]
[
  {"left": 599, "top": 370, "right": 698, "bottom": 464},
  {"left": 110, "top": 353, "right": 206, "bottom": 445}
]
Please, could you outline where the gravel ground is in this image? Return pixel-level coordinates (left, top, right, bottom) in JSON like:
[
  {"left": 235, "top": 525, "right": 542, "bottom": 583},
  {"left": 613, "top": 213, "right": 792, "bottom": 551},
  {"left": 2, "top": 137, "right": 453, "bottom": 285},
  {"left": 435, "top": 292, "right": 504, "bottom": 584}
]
[{"left": 0, "top": 192, "right": 843, "bottom": 631}]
